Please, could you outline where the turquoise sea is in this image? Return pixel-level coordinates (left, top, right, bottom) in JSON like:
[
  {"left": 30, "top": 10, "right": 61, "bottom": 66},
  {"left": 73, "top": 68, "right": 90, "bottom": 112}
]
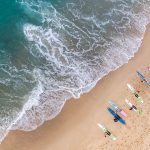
[{"left": 0, "top": 0, "right": 150, "bottom": 142}]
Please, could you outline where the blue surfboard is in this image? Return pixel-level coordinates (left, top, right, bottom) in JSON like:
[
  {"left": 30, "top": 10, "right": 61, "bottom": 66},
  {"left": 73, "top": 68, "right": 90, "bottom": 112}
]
[
  {"left": 136, "top": 70, "right": 150, "bottom": 86},
  {"left": 107, "top": 107, "right": 126, "bottom": 125}
]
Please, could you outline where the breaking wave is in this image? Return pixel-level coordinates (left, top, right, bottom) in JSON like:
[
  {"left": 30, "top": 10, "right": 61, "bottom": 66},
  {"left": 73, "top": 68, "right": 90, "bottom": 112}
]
[{"left": 0, "top": 0, "right": 150, "bottom": 142}]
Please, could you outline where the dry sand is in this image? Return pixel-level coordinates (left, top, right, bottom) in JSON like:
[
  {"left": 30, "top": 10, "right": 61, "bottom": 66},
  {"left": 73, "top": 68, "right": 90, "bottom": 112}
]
[{"left": 0, "top": 25, "right": 150, "bottom": 150}]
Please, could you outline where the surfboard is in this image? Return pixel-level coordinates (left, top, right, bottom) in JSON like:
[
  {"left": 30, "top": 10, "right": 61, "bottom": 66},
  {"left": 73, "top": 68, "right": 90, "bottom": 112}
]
[
  {"left": 127, "top": 83, "right": 144, "bottom": 103},
  {"left": 136, "top": 70, "right": 150, "bottom": 87},
  {"left": 97, "top": 123, "right": 117, "bottom": 140},
  {"left": 125, "top": 99, "right": 142, "bottom": 114},
  {"left": 108, "top": 100, "right": 127, "bottom": 117},
  {"left": 107, "top": 107, "right": 126, "bottom": 125}
]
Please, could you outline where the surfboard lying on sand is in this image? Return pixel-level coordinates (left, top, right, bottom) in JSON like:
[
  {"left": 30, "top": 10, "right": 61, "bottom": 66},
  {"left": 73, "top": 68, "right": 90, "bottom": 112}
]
[
  {"left": 97, "top": 123, "right": 117, "bottom": 140},
  {"left": 108, "top": 100, "right": 127, "bottom": 117},
  {"left": 127, "top": 83, "right": 144, "bottom": 103},
  {"left": 136, "top": 70, "right": 150, "bottom": 87},
  {"left": 107, "top": 107, "right": 126, "bottom": 125},
  {"left": 125, "top": 99, "right": 142, "bottom": 114}
]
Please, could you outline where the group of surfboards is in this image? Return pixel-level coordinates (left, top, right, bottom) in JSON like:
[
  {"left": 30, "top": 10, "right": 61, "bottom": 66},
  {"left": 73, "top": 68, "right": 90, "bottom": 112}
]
[{"left": 97, "top": 69, "right": 150, "bottom": 140}]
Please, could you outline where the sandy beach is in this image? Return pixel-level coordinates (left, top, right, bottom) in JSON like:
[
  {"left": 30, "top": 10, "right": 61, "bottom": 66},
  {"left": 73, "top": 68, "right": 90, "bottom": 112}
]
[{"left": 0, "top": 24, "right": 150, "bottom": 150}]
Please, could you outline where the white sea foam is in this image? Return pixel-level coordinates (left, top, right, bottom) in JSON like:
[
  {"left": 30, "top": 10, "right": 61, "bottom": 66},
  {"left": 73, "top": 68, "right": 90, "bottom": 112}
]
[{"left": 0, "top": 0, "right": 150, "bottom": 143}]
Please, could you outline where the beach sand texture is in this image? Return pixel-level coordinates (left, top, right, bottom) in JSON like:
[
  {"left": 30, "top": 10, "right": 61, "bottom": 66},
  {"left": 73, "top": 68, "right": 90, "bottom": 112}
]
[{"left": 0, "top": 24, "right": 150, "bottom": 150}]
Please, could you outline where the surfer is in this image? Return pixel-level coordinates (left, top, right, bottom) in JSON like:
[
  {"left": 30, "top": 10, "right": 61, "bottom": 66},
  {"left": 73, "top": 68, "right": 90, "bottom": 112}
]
[
  {"left": 129, "top": 105, "right": 137, "bottom": 111},
  {"left": 113, "top": 115, "right": 120, "bottom": 122},
  {"left": 134, "top": 93, "right": 139, "bottom": 98},
  {"left": 104, "top": 130, "right": 111, "bottom": 137}
]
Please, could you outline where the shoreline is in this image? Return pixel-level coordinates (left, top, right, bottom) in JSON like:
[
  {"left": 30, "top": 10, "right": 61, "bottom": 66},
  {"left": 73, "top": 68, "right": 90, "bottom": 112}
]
[{"left": 0, "top": 24, "right": 150, "bottom": 150}]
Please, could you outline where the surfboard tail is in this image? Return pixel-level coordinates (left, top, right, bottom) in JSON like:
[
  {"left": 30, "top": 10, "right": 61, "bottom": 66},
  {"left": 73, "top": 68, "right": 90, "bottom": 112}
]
[{"left": 120, "top": 110, "right": 127, "bottom": 117}]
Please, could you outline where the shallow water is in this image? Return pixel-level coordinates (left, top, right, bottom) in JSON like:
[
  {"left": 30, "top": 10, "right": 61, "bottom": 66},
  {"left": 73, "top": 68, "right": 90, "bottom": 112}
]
[{"left": 0, "top": 0, "right": 150, "bottom": 142}]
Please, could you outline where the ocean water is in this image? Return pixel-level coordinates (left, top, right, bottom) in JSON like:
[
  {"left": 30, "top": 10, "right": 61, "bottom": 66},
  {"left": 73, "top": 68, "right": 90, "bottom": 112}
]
[{"left": 0, "top": 0, "right": 150, "bottom": 142}]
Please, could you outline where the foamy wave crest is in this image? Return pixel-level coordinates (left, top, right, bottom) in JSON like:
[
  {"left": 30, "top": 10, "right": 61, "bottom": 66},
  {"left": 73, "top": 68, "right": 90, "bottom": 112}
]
[
  {"left": 1, "top": 0, "right": 150, "bottom": 142},
  {"left": 0, "top": 62, "right": 37, "bottom": 142}
]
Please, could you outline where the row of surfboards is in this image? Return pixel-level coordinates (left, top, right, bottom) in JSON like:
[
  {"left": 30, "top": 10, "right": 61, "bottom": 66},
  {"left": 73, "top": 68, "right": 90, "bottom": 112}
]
[{"left": 97, "top": 81, "right": 146, "bottom": 140}]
